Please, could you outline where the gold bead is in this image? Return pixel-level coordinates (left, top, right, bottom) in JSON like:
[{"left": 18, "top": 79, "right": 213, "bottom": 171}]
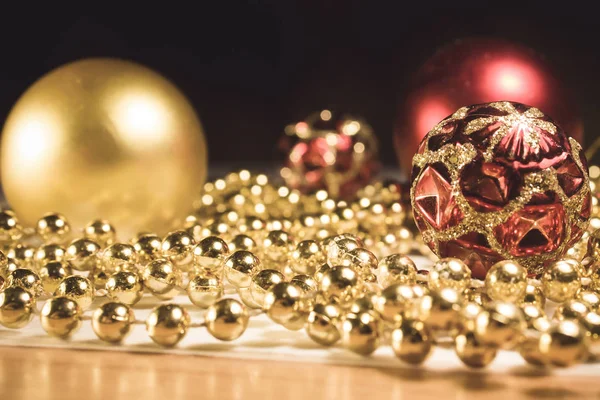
[
  {"left": 417, "top": 287, "right": 462, "bottom": 332},
  {"left": 65, "top": 238, "right": 101, "bottom": 272},
  {"left": 540, "top": 320, "right": 589, "bottom": 367},
  {"left": 553, "top": 299, "right": 590, "bottom": 321},
  {"left": 429, "top": 258, "right": 471, "bottom": 292},
  {"left": 458, "top": 302, "right": 484, "bottom": 333},
  {"left": 92, "top": 302, "right": 135, "bottom": 343},
  {"left": 375, "top": 283, "right": 421, "bottom": 323},
  {"left": 319, "top": 265, "right": 359, "bottom": 304},
  {"left": 341, "top": 311, "right": 381, "bottom": 355},
  {"left": 0, "top": 210, "right": 23, "bottom": 244},
  {"left": 6, "top": 244, "right": 35, "bottom": 268},
  {"left": 187, "top": 273, "right": 223, "bottom": 308},
  {"left": 340, "top": 248, "right": 378, "bottom": 276},
  {"left": 84, "top": 219, "right": 117, "bottom": 247},
  {"left": 106, "top": 271, "right": 144, "bottom": 305},
  {"left": 229, "top": 234, "right": 257, "bottom": 253},
  {"left": 306, "top": 302, "right": 341, "bottom": 346},
  {"left": 485, "top": 260, "right": 527, "bottom": 302},
  {"left": 263, "top": 230, "right": 294, "bottom": 263},
  {"left": 519, "top": 316, "right": 551, "bottom": 366},
  {"left": 142, "top": 259, "right": 181, "bottom": 300},
  {"left": 102, "top": 242, "right": 138, "bottom": 273},
  {"left": 146, "top": 304, "right": 190, "bottom": 347},
  {"left": 290, "top": 274, "right": 318, "bottom": 295},
  {"left": 39, "top": 261, "right": 73, "bottom": 293},
  {"left": 54, "top": 275, "right": 94, "bottom": 310},
  {"left": 291, "top": 240, "right": 325, "bottom": 275},
  {"left": 193, "top": 236, "right": 230, "bottom": 272},
  {"left": 224, "top": 250, "right": 260, "bottom": 288},
  {"left": 395, "top": 227, "right": 414, "bottom": 254},
  {"left": 40, "top": 297, "right": 82, "bottom": 338},
  {"left": 0, "top": 286, "right": 35, "bottom": 328},
  {"left": 377, "top": 254, "right": 417, "bottom": 286},
  {"left": 455, "top": 331, "right": 497, "bottom": 368},
  {"left": 250, "top": 269, "right": 285, "bottom": 308},
  {"left": 264, "top": 282, "right": 307, "bottom": 330},
  {"left": 475, "top": 301, "right": 526, "bottom": 349},
  {"left": 205, "top": 298, "right": 249, "bottom": 341},
  {"left": 576, "top": 290, "right": 600, "bottom": 311},
  {"left": 522, "top": 284, "right": 545, "bottom": 308},
  {"left": 542, "top": 259, "right": 581, "bottom": 303},
  {"left": 36, "top": 213, "right": 71, "bottom": 244},
  {"left": 161, "top": 230, "right": 196, "bottom": 270},
  {"left": 391, "top": 319, "right": 432, "bottom": 365},
  {"left": 7, "top": 268, "right": 43, "bottom": 297},
  {"left": 132, "top": 233, "right": 162, "bottom": 265},
  {"left": 325, "top": 235, "right": 361, "bottom": 266}
]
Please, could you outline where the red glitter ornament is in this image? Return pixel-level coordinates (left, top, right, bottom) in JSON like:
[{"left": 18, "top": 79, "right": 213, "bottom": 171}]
[
  {"left": 410, "top": 101, "right": 591, "bottom": 278},
  {"left": 278, "top": 110, "right": 379, "bottom": 198},
  {"left": 395, "top": 38, "right": 583, "bottom": 174}
]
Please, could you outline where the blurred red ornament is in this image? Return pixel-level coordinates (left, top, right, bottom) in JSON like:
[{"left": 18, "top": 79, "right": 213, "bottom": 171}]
[
  {"left": 395, "top": 38, "right": 583, "bottom": 174},
  {"left": 279, "top": 110, "right": 379, "bottom": 198},
  {"left": 410, "top": 101, "right": 590, "bottom": 279}
]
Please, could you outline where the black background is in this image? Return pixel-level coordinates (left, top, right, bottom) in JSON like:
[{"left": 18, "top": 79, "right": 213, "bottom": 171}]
[{"left": 1, "top": 2, "right": 599, "bottom": 166}]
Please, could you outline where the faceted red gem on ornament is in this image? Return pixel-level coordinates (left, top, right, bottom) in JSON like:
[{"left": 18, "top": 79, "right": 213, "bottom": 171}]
[
  {"left": 493, "top": 202, "right": 565, "bottom": 257},
  {"left": 555, "top": 156, "right": 584, "bottom": 196},
  {"left": 413, "top": 165, "right": 462, "bottom": 230},
  {"left": 461, "top": 160, "right": 517, "bottom": 210}
]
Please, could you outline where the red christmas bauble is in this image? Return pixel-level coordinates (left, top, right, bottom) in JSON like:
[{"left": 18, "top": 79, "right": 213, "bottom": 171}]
[
  {"left": 278, "top": 110, "right": 379, "bottom": 198},
  {"left": 410, "top": 101, "right": 591, "bottom": 279},
  {"left": 395, "top": 38, "right": 583, "bottom": 174}
]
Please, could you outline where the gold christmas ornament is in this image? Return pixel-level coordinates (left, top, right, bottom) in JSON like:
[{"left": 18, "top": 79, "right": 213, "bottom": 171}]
[
  {"left": 186, "top": 273, "right": 223, "bottom": 308},
  {"left": 146, "top": 304, "right": 190, "bottom": 347},
  {"left": 106, "top": 271, "right": 144, "bottom": 305},
  {"left": 54, "top": 275, "right": 94, "bottom": 310},
  {"left": 0, "top": 286, "right": 35, "bottom": 329},
  {"left": 1, "top": 58, "right": 207, "bottom": 237},
  {"left": 142, "top": 259, "right": 182, "bottom": 300},
  {"left": 65, "top": 238, "right": 101, "bottom": 272},
  {"left": 205, "top": 298, "right": 249, "bottom": 341}
]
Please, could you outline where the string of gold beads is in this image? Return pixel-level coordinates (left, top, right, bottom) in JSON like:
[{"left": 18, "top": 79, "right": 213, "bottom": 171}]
[{"left": 0, "top": 169, "right": 598, "bottom": 370}]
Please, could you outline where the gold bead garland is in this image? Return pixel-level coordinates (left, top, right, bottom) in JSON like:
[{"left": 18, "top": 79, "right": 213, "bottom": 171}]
[{"left": 0, "top": 169, "right": 600, "bottom": 369}]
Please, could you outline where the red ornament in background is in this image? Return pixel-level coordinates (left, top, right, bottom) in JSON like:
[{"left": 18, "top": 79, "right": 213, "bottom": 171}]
[
  {"left": 395, "top": 38, "right": 583, "bottom": 174},
  {"left": 279, "top": 110, "right": 379, "bottom": 198},
  {"left": 410, "top": 101, "right": 590, "bottom": 279}
]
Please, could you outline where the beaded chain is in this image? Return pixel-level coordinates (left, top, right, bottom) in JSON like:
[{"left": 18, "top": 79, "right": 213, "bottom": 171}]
[{"left": 1, "top": 169, "right": 600, "bottom": 369}]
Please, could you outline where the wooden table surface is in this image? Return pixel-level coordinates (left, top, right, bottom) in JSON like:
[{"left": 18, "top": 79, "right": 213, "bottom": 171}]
[{"left": 0, "top": 346, "right": 597, "bottom": 400}]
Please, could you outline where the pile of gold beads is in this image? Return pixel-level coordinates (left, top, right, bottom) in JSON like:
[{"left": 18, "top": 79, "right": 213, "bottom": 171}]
[{"left": 1, "top": 168, "right": 600, "bottom": 369}]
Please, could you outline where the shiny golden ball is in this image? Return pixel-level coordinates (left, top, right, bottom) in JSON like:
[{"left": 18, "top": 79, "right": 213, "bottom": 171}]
[
  {"left": 7, "top": 268, "right": 43, "bottom": 297},
  {"left": 223, "top": 250, "right": 260, "bottom": 288},
  {"left": 146, "top": 304, "right": 191, "bottom": 347},
  {"left": 306, "top": 302, "right": 341, "bottom": 346},
  {"left": 205, "top": 298, "right": 249, "bottom": 341},
  {"left": 391, "top": 319, "right": 432, "bottom": 365},
  {"left": 101, "top": 242, "right": 138, "bottom": 273},
  {"left": 34, "top": 244, "right": 66, "bottom": 268},
  {"left": 92, "top": 302, "right": 136, "bottom": 343},
  {"left": 429, "top": 258, "right": 471, "bottom": 292},
  {"left": 0, "top": 210, "right": 23, "bottom": 244},
  {"left": 1, "top": 59, "right": 207, "bottom": 237},
  {"left": 54, "top": 275, "right": 94, "bottom": 310},
  {"left": 291, "top": 240, "right": 325, "bottom": 275},
  {"left": 0, "top": 286, "right": 35, "bottom": 329},
  {"left": 541, "top": 320, "right": 589, "bottom": 367},
  {"left": 84, "top": 220, "right": 117, "bottom": 247},
  {"left": 40, "top": 296, "right": 82, "bottom": 338},
  {"left": 142, "top": 259, "right": 181, "bottom": 300},
  {"left": 65, "top": 238, "right": 101, "bottom": 272},
  {"left": 264, "top": 282, "right": 307, "bottom": 330},
  {"left": 455, "top": 331, "right": 497, "bottom": 368},
  {"left": 377, "top": 254, "right": 417, "bottom": 287},
  {"left": 162, "top": 230, "right": 196, "bottom": 270},
  {"left": 341, "top": 311, "right": 381, "bottom": 355},
  {"left": 250, "top": 269, "right": 285, "bottom": 309},
  {"left": 36, "top": 213, "right": 71, "bottom": 244},
  {"left": 132, "top": 233, "right": 162, "bottom": 265},
  {"left": 186, "top": 273, "right": 223, "bottom": 308},
  {"left": 106, "top": 271, "right": 144, "bottom": 305},
  {"left": 542, "top": 259, "right": 582, "bottom": 303},
  {"left": 193, "top": 236, "right": 230, "bottom": 272},
  {"left": 485, "top": 260, "right": 527, "bottom": 302}
]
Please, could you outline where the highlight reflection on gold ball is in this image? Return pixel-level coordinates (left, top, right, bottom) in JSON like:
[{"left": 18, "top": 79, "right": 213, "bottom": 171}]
[{"left": 1, "top": 58, "right": 207, "bottom": 237}]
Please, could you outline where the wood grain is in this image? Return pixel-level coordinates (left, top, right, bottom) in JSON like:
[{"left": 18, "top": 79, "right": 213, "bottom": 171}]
[{"left": 0, "top": 346, "right": 597, "bottom": 400}]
